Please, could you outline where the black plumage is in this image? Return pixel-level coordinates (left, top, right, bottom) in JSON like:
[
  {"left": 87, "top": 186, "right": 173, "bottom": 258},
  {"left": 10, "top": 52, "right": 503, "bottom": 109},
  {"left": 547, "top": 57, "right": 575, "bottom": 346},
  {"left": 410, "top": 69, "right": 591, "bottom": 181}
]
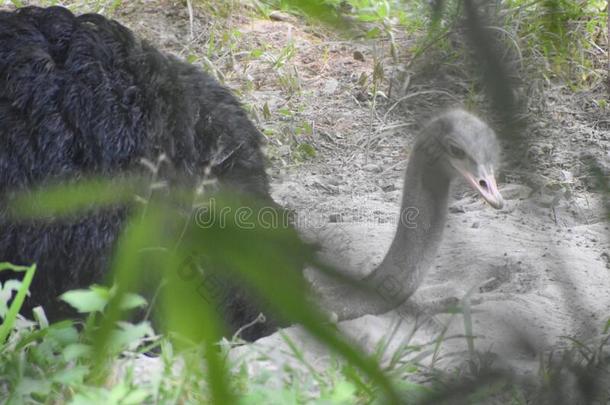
[{"left": 0, "top": 6, "right": 277, "bottom": 341}]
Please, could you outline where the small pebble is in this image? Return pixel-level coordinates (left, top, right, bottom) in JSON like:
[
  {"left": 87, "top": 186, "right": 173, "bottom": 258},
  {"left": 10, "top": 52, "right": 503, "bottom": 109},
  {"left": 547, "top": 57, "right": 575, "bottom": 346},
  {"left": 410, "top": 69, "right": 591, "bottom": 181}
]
[
  {"left": 269, "top": 10, "right": 295, "bottom": 22},
  {"left": 353, "top": 50, "right": 365, "bottom": 62},
  {"left": 363, "top": 163, "right": 381, "bottom": 173}
]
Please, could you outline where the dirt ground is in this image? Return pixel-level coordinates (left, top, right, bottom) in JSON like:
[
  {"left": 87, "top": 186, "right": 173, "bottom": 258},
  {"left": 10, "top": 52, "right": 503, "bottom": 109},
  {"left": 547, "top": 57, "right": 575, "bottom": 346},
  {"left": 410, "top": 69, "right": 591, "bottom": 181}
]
[{"left": 6, "top": 0, "right": 610, "bottom": 387}]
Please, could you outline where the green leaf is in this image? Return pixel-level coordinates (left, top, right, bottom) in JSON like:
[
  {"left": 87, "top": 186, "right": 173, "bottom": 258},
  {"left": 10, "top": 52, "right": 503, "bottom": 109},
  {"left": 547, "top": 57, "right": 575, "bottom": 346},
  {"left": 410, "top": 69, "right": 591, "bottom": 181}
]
[
  {"left": 0, "top": 263, "right": 36, "bottom": 344},
  {"left": 279, "top": 0, "right": 348, "bottom": 29},
  {"left": 365, "top": 27, "right": 382, "bottom": 39},
  {"left": 121, "top": 389, "right": 151, "bottom": 404},
  {"left": 8, "top": 177, "right": 143, "bottom": 219},
  {"left": 60, "top": 288, "right": 109, "bottom": 313},
  {"left": 108, "top": 321, "right": 154, "bottom": 352},
  {"left": 62, "top": 343, "right": 92, "bottom": 362},
  {"left": 119, "top": 293, "right": 147, "bottom": 311},
  {"left": 47, "top": 322, "right": 80, "bottom": 345},
  {"left": 51, "top": 365, "right": 88, "bottom": 385},
  {"left": 13, "top": 377, "right": 52, "bottom": 398},
  {"left": 327, "top": 380, "right": 357, "bottom": 403},
  {"left": 0, "top": 279, "right": 24, "bottom": 318},
  {"left": 278, "top": 108, "right": 293, "bottom": 117},
  {"left": 250, "top": 48, "right": 264, "bottom": 58},
  {"left": 296, "top": 143, "right": 317, "bottom": 158},
  {"left": 262, "top": 102, "right": 272, "bottom": 120}
]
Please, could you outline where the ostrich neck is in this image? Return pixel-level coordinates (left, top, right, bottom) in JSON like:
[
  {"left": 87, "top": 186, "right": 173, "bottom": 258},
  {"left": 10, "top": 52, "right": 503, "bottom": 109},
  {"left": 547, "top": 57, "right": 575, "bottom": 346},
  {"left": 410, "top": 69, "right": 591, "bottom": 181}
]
[{"left": 319, "top": 147, "right": 451, "bottom": 320}]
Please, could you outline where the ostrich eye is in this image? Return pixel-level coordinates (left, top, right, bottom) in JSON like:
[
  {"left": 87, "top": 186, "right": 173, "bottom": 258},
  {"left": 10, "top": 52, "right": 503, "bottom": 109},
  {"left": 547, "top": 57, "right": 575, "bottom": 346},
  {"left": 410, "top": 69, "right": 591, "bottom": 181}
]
[{"left": 448, "top": 144, "right": 466, "bottom": 159}]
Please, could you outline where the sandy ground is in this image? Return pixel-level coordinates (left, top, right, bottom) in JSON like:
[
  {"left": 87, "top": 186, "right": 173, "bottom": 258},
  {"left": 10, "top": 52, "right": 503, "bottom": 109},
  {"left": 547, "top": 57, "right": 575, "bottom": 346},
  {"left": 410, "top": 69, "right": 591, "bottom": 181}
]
[
  {"left": 6, "top": 0, "right": 609, "bottom": 388},
  {"left": 214, "top": 4, "right": 610, "bottom": 381},
  {"left": 231, "top": 188, "right": 609, "bottom": 382}
]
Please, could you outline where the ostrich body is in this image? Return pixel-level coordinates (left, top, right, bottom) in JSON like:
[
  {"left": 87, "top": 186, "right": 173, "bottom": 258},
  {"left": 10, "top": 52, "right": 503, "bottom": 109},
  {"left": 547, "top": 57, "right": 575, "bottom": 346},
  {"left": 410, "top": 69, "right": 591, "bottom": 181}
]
[
  {"left": 313, "top": 110, "right": 504, "bottom": 321},
  {"left": 0, "top": 6, "right": 504, "bottom": 340},
  {"left": 0, "top": 6, "right": 273, "bottom": 341}
]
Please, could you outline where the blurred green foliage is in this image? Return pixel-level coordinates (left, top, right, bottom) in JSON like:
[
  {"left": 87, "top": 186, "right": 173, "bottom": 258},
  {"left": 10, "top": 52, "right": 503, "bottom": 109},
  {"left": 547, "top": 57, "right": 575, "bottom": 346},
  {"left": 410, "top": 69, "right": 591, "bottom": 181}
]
[{"left": 1, "top": 177, "right": 405, "bottom": 403}]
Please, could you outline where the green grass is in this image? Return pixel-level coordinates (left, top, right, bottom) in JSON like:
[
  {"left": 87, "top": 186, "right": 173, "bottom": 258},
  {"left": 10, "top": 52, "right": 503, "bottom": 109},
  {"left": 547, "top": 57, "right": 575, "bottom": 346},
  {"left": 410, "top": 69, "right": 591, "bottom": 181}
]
[{"left": 503, "top": 0, "right": 607, "bottom": 87}]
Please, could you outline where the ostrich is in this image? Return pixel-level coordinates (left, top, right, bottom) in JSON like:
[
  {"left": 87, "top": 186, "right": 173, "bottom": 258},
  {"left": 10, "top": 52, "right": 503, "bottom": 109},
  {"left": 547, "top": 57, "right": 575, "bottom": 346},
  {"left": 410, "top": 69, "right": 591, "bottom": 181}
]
[
  {"left": 0, "top": 6, "right": 504, "bottom": 341},
  {"left": 310, "top": 109, "right": 504, "bottom": 321},
  {"left": 0, "top": 6, "right": 273, "bottom": 340}
]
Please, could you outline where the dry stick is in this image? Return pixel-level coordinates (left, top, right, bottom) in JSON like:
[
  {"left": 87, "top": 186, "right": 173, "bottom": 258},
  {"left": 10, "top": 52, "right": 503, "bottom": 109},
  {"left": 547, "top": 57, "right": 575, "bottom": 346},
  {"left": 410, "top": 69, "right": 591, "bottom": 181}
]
[
  {"left": 364, "top": 56, "right": 382, "bottom": 165},
  {"left": 607, "top": 0, "right": 610, "bottom": 93},
  {"left": 186, "top": 0, "right": 195, "bottom": 41}
]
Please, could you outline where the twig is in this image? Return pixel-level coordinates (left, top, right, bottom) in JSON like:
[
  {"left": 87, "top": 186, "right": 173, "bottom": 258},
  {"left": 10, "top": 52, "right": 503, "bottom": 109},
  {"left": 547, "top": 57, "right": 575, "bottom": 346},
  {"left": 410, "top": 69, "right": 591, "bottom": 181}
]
[
  {"left": 607, "top": 0, "right": 610, "bottom": 93},
  {"left": 186, "top": 0, "right": 195, "bottom": 41}
]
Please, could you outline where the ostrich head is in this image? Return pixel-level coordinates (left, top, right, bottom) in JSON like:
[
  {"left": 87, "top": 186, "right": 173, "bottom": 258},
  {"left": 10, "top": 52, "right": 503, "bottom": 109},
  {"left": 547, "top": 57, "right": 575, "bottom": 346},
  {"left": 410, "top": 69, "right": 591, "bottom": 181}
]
[{"left": 420, "top": 109, "right": 504, "bottom": 209}]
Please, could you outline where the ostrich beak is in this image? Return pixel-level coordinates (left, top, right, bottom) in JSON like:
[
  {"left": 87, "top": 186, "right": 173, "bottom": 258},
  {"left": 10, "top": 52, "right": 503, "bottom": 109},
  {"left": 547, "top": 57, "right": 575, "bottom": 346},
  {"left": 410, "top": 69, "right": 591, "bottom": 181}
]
[{"left": 459, "top": 166, "right": 504, "bottom": 210}]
